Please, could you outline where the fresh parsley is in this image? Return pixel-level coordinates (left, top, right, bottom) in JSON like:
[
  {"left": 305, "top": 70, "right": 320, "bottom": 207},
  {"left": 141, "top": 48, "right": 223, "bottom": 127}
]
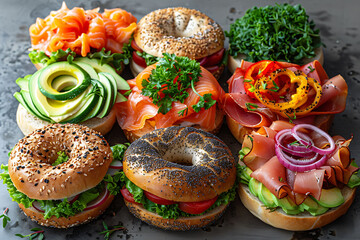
[
  {"left": 307, "top": 65, "right": 315, "bottom": 73},
  {"left": 100, "top": 221, "right": 126, "bottom": 240},
  {"left": 226, "top": 4, "right": 323, "bottom": 64},
  {"left": 141, "top": 53, "right": 215, "bottom": 115},
  {"left": 0, "top": 208, "right": 10, "bottom": 228},
  {"left": 15, "top": 228, "right": 44, "bottom": 240}
]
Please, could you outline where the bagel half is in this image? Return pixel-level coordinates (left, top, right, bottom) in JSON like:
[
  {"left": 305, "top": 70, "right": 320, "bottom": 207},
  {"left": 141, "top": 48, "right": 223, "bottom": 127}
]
[
  {"left": 16, "top": 104, "right": 116, "bottom": 136},
  {"left": 19, "top": 194, "right": 114, "bottom": 228},
  {"left": 228, "top": 47, "right": 324, "bottom": 74},
  {"left": 125, "top": 200, "right": 228, "bottom": 231},
  {"left": 238, "top": 183, "right": 356, "bottom": 231}
]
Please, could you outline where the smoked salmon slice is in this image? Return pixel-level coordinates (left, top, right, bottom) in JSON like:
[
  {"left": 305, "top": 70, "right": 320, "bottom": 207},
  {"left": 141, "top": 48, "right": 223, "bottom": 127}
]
[{"left": 29, "top": 2, "right": 137, "bottom": 56}]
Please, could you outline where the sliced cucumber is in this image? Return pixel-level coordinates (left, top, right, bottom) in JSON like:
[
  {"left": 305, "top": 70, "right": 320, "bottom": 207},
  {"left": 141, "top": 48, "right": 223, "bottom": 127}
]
[
  {"left": 16, "top": 75, "right": 31, "bottom": 91},
  {"left": 96, "top": 72, "right": 115, "bottom": 118},
  {"left": 82, "top": 80, "right": 106, "bottom": 121},
  {"left": 38, "top": 62, "right": 91, "bottom": 100}
]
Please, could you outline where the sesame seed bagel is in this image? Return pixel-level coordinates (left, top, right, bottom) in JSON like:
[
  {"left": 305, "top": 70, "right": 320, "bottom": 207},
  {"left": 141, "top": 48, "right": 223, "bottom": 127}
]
[
  {"left": 8, "top": 123, "right": 113, "bottom": 200},
  {"left": 19, "top": 194, "right": 114, "bottom": 228},
  {"left": 123, "top": 126, "right": 236, "bottom": 202},
  {"left": 124, "top": 199, "right": 228, "bottom": 231},
  {"left": 134, "top": 7, "right": 225, "bottom": 59}
]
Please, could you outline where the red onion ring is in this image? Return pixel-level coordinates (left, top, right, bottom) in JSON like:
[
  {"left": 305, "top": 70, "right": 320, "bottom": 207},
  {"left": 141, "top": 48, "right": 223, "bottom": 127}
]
[
  {"left": 109, "top": 160, "right": 123, "bottom": 170},
  {"left": 84, "top": 186, "right": 110, "bottom": 211},
  {"left": 292, "top": 124, "right": 335, "bottom": 155},
  {"left": 32, "top": 201, "right": 45, "bottom": 213},
  {"left": 275, "top": 124, "right": 336, "bottom": 172}
]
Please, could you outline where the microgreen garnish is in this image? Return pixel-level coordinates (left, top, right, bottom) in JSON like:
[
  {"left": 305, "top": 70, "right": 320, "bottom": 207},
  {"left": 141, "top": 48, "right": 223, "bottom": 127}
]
[
  {"left": 278, "top": 177, "right": 284, "bottom": 182},
  {"left": 244, "top": 79, "right": 252, "bottom": 83},
  {"left": 0, "top": 208, "right": 10, "bottom": 228},
  {"left": 123, "top": 90, "right": 132, "bottom": 97},
  {"left": 261, "top": 82, "right": 267, "bottom": 90},
  {"left": 289, "top": 140, "right": 299, "bottom": 146},
  {"left": 245, "top": 103, "right": 259, "bottom": 111},
  {"left": 100, "top": 221, "right": 126, "bottom": 240},
  {"left": 226, "top": 4, "right": 323, "bottom": 64},
  {"left": 248, "top": 84, "right": 256, "bottom": 92},
  {"left": 268, "top": 80, "right": 280, "bottom": 92},
  {"left": 141, "top": 53, "right": 215, "bottom": 116},
  {"left": 284, "top": 112, "right": 297, "bottom": 123},
  {"left": 15, "top": 228, "right": 45, "bottom": 240},
  {"left": 307, "top": 65, "right": 315, "bottom": 73},
  {"left": 178, "top": 108, "right": 189, "bottom": 117}
]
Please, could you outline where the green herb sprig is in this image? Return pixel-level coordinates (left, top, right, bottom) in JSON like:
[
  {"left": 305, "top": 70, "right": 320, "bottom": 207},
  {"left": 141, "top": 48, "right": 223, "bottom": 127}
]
[
  {"left": 141, "top": 53, "right": 216, "bottom": 116},
  {"left": 100, "top": 221, "right": 126, "bottom": 240},
  {"left": 226, "top": 4, "right": 323, "bottom": 64},
  {"left": 15, "top": 228, "right": 45, "bottom": 240},
  {"left": 0, "top": 208, "right": 10, "bottom": 228}
]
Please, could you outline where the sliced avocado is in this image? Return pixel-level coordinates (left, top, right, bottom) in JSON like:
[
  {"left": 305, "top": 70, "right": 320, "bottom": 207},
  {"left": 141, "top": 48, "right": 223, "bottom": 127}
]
[
  {"left": 315, "top": 188, "right": 344, "bottom": 208},
  {"left": 14, "top": 91, "right": 52, "bottom": 122},
  {"left": 115, "top": 92, "right": 127, "bottom": 103},
  {"left": 243, "top": 167, "right": 253, "bottom": 182},
  {"left": 38, "top": 62, "right": 91, "bottom": 100},
  {"left": 259, "top": 183, "right": 277, "bottom": 208},
  {"left": 74, "top": 57, "right": 130, "bottom": 90},
  {"left": 308, "top": 204, "right": 328, "bottom": 216},
  {"left": 52, "top": 75, "right": 77, "bottom": 92},
  {"left": 249, "top": 178, "right": 261, "bottom": 197},
  {"left": 96, "top": 72, "right": 115, "bottom": 118},
  {"left": 272, "top": 195, "right": 298, "bottom": 211},
  {"left": 16, "top": 75, "right": 31, "bottom": 91},
  {"left": 82, "top": 80, "right": 106, "bottom": 121},
  {"left": 60, "top": 84, "right": 100, "bottom": 123},
  {"left": 281, "top": 206, "right": 303, "bottom": 215},
  {"left": 301, "top": 196, "right": 319, "bottom": 212},
  {"left": 74, "top": 61, "right": 99, "bottom": 80}
]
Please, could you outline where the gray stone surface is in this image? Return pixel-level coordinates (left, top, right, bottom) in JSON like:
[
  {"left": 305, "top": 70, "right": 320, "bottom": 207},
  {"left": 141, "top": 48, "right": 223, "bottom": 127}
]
[{"left": 0, "top": 0, "right": 359, "bottom": 239}]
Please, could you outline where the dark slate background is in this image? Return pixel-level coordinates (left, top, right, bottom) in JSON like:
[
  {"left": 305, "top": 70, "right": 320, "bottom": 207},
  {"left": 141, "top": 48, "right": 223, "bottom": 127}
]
[{"left": 0, "top": 0, "right": 359, "bottom": 239}]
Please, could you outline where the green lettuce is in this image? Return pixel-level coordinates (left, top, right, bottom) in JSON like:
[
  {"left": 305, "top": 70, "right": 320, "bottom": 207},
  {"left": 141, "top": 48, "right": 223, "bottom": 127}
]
[
  {"left": 52, "top": 151, "right": 69, "bottom": 166},
  {"left": 29, "top": 48, "right": 76, "bottom": 66},
  {"left": 135, "top": 51, "right": 160, "bottom": 66},
  {"left": 111, "top": 143, "right": 129, "bottom": 161}
]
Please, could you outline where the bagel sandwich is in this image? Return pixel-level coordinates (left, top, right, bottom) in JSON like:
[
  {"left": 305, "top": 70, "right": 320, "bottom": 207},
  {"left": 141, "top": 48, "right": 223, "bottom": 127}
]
[
  {"left": 237, "top": 121, "right": 360, "bottom": 231},
  {"left": 222, "top": 59, "right": 347, "bottom": 143},
  {"left": 120, "top": 126, "right": 238, "bottom": 230},
  {"left": 226, "top": 3, "right": 324, "bottom": 73},
  {"left": 130, "top": 7, "right": 226, "bottom": 79},
  {"left": 117, "top": 53, "right": 225, "bottom": 142},
  {"left": 0, "top": 124, "right": 128, "bottom": 228}
]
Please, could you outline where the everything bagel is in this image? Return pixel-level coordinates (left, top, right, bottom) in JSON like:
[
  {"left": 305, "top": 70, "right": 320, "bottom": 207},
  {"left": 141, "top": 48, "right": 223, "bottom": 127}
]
[
  {"left": 121, "top": 126, "right": 237, "bottom": 230},
  {"left": 130, "top": 7, "right": 226, "bottom": 79},
  {"left": 9, "top": 123, "right": 113, "bottom": 200}
]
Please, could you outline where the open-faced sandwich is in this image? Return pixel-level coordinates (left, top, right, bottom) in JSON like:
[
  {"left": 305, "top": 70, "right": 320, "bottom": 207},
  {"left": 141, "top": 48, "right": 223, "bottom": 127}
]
[
  {"left": 238, "top": 121, "right": 360, "bottom": 231},
  {"left": 15, "top": 3, "right": 138, "bottom": 135},
  {"left": 223, "top": 60, "right": 347, "bottom": 143},
  {"left": 116, "top": 53, "right": 225, "bottom": 142},
  {"left": 226, "top": 4, "right": 323, "bottom": 73}
]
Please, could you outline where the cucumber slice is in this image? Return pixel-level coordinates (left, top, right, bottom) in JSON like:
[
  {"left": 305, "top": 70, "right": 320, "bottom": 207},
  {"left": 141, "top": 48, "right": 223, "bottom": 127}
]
[
  {"left": 16, "top": 75, "right": 31, "bottom": 91},
  {"left": 38, "top": 62, "right": 91, "bottom": 100},
  {"left": 315, "top": 188, "right": 344, "bottom": 208},
  {"left": 249, "top": 178, "right": 261, "bottom": 197},
  {"left": 14, "top": 91, "right": 52, "bottom": 122},
  {"left": 259, "top": 183, "right": 277, "bottom": 208},
  {"left": 74, "top": 57, "right": 130, "bottom": 90}
]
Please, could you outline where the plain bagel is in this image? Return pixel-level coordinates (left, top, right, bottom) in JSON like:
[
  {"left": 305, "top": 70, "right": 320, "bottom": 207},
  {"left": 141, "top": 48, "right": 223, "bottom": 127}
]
[
  {"left": 134, "top": 7, "right": 224, "bottom": 59},
  {"left": 123, "top": 126, "right": 236, "bottom": 202},
  {"left": 8, "top": 123, "right": 113, "bottom": 200}
]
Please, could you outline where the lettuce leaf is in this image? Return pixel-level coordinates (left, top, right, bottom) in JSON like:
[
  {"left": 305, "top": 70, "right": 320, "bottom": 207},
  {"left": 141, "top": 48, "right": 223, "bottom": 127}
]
[
  {"left": 111, "top": 143, "right": 129, "bottom": 161},
  {"left": 52, "top": 151, "right": 69, "bottom": 166},
  {"left": 135, "top": 51, "right": 160, "bottom": 66},
  {"left": 29, "top": 48, "right": 76, "bottom": 66},
  {"left": 103, "top": 171, "right": 125, "bottom": 196},
  {"left": 0, "top": 165, "right": 34, "bottom": 208}
]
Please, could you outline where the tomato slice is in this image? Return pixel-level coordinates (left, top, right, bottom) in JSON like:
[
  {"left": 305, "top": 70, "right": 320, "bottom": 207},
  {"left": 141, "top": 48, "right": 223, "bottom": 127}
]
[
  {"left": 132, "top": 51, "right": 147, "bottom": 69},
  {"left": 120, "top": 188, "right": 140, "bottom": 204},
  {"left": 131, "top": 40, "right": 143, "bottom": 52},
  {"left": 198, "top": 48, "right": 225, "bottom": 67},
  {"left": 178, "top": 196, "right": 218, "bottom": 214},
  {"left": 144, "top": 191, "right": 176, "bottom": 205}
]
